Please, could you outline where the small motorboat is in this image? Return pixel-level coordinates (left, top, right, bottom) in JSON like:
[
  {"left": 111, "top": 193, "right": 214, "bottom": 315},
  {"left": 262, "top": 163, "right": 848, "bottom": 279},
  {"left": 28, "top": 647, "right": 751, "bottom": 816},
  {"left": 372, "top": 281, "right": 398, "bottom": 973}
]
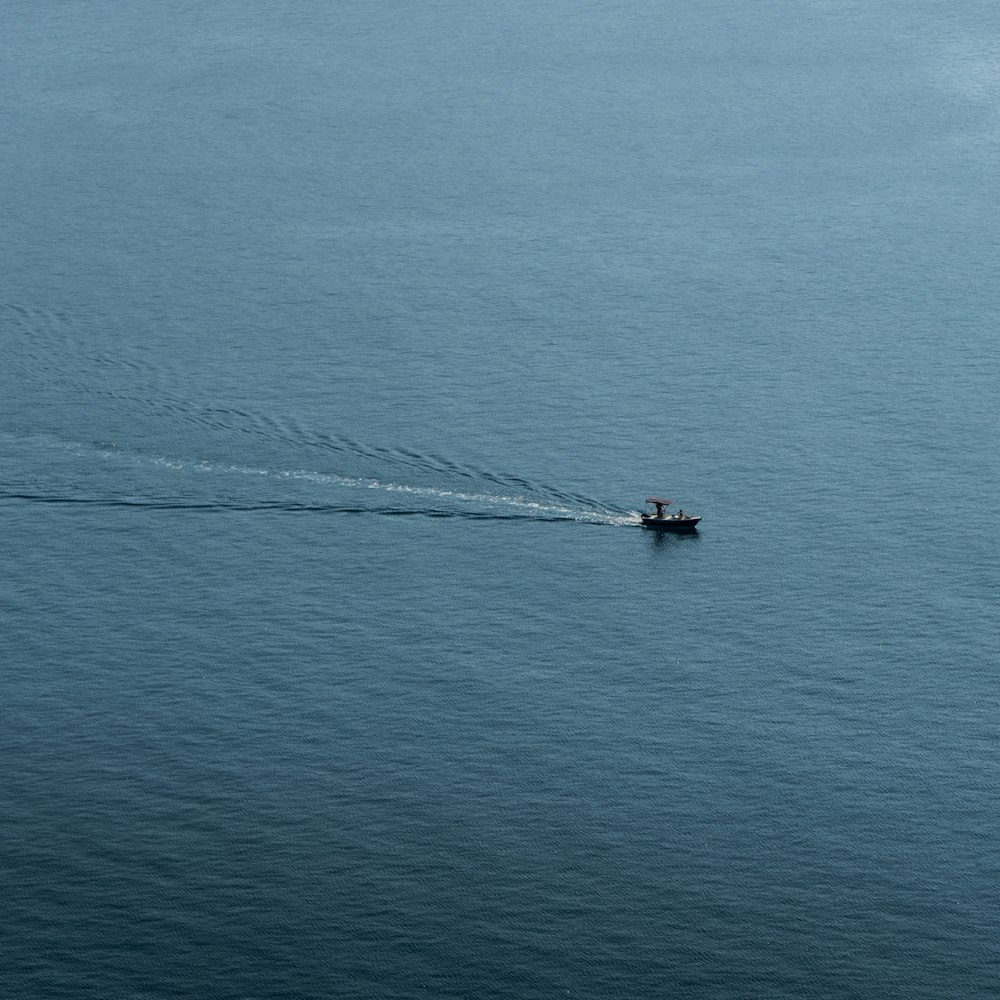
[{"left": 640, "top": 496, "right": 701, "bottom": 531}]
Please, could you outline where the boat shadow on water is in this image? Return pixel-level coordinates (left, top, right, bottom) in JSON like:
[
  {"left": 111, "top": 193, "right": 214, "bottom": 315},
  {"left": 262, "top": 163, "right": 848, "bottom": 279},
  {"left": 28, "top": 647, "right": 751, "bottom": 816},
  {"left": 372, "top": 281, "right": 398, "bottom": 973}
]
[{"left": 644, "top": 525, "right": 702, "bottom": 550}]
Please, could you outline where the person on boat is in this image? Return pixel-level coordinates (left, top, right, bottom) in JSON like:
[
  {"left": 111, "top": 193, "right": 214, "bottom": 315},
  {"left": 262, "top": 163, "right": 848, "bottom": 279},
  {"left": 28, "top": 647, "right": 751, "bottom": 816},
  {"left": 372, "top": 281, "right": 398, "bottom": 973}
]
[{"left": 677, "top": 509, "right": 684, "bottom": 519}]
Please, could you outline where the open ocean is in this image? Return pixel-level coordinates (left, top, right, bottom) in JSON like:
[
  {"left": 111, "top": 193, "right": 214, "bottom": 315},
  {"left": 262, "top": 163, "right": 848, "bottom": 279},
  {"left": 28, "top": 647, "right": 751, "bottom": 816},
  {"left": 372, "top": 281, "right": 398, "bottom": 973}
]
[{"left": 3, "top": 2, "right": 999, "bottom": 997}]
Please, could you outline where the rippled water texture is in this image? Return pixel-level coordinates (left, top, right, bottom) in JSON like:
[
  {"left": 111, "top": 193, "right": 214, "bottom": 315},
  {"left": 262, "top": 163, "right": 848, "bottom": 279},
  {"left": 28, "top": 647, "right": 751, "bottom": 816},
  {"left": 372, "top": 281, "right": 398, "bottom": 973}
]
[{"left": 2, "top": 2, "right": 999, "bottom": 998}]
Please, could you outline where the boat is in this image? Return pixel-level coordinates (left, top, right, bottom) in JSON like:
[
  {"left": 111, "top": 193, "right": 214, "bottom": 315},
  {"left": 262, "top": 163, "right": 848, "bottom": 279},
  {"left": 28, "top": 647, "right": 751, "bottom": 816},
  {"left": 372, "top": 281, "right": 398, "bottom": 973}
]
[{"left": 640, "top": 496, "right": 701, "bottom": 531}]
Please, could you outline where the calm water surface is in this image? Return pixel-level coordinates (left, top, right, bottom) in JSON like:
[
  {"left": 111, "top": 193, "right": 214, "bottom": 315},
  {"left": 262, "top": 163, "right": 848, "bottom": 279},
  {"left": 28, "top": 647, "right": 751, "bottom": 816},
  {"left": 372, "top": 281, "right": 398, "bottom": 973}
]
[{"left": 2, "top": 2, "right": 999, "bottom": 998}]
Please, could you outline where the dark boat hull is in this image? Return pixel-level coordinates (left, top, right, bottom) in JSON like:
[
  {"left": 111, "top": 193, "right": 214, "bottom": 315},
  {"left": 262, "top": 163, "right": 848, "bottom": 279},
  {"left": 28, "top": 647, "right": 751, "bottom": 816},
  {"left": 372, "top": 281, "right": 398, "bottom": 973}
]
[{"left": 640, "top": 515, "right": 701, "bottom": 531}]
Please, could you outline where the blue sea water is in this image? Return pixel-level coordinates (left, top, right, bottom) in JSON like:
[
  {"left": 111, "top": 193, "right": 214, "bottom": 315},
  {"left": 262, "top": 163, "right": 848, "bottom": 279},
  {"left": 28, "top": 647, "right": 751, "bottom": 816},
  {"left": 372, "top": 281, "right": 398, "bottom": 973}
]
[{"left": 2, "top": 2, "right": 999, "bottom": 998}]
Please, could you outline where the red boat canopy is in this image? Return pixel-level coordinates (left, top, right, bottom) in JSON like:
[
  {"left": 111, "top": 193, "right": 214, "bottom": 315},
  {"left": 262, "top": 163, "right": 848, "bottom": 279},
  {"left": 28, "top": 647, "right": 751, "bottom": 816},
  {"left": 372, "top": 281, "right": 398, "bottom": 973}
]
[{"left": 645, "top": 497, "right": 674, "bottom": 505}]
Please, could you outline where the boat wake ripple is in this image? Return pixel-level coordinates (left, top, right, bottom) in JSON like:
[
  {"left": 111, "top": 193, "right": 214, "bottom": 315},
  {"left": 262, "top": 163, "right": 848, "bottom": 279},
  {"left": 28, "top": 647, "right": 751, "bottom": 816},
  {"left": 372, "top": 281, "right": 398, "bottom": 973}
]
[
  {"left": 0, "top": 489, "right": 639, "bottom": 526},
  {"left": 0, "top": 439, "right": 641, "bottom": 526}
]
